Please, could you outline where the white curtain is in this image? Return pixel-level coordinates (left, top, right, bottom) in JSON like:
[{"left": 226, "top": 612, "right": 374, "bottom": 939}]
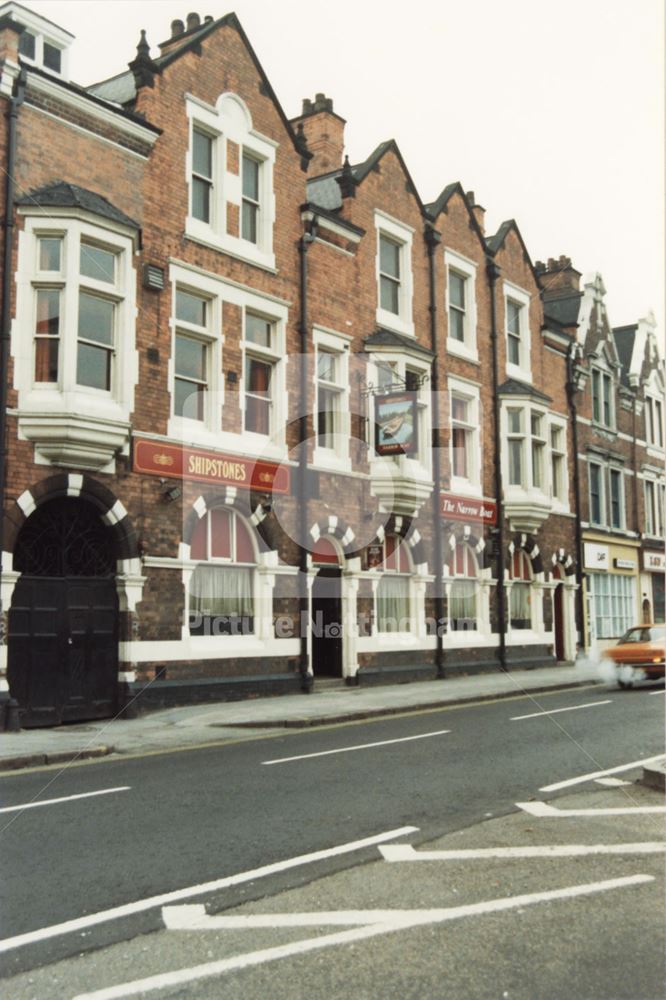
[
  {"left": 190, "top": 565, "right": 254, "bottom": 628},
  {"left": 510, "top": 582, "right": 531, "bottom": 628},
  {"left": 450, "top": 580, "right": 477, "bottom": 630},
  {"left": 377, "top": 575, "right": 410, "bottom": 632}
]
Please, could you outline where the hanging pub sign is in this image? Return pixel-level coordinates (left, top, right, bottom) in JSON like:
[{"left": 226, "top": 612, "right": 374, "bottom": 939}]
[
  {"left": 133, "top": 438, "right": 290, "bottom": 494},
  {"left": 374, "top": 391, "right": 418, "bottom": 456}
]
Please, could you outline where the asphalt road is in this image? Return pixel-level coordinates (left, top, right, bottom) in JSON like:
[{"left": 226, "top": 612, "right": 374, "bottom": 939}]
[{"left": 0, "top": 682, "right": 663, "bottom": 978}]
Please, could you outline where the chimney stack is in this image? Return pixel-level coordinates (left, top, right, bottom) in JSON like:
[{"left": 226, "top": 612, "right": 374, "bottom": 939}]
[
  {"left": 465, "top": 190, "right": 485, "bottom": 235},
  {"left": 535, "top": 255, "right": 582, "bottom": 297},
  {"left": 290, "top": 94, "right": 346, "bottom": 175}
]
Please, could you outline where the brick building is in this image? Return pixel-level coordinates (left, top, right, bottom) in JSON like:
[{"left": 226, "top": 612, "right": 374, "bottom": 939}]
[{"left": 0, "top": 4, "right": 661, "bottom": 726}]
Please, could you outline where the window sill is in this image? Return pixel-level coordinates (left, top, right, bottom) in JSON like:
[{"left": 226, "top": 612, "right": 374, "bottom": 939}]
[
  {"left": 312, "top": 448, "right": 352, "bottom": 473},
  {"left": 450, "top": 477, "right": 482, "bottom": 498},
  {"left": 185, "top": 225, "right": 277, "bottom": 273},
  {"left": 375, "top": 307, "right": 415, "bottom": 339},
  {"left": 446, "top": 338, "right": 479, "bottom": 364},
  {"left": 167, "top": 419, "right": 288, "bottom": 464},
  {"left": 505, "top": 361, "right": 532, "bottom": 384}
]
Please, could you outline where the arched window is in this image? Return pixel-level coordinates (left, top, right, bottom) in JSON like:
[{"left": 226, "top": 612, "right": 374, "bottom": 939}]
[
  {"left": 189, "top": 508, "right": 255, "bottom": 635},
  {"left": 450, "top": 544, "right": 478, "bottom": 631},
  {"left": 510, "top": 550, "right": 532, "bottom": 630},
  {"left": 376, "top": 534, "right": 412, "bottom": 632}
]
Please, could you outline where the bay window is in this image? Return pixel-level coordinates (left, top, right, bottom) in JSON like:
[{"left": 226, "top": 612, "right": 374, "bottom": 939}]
[{"left": 507, "top": 408, "right": 524, "bottom": 486}]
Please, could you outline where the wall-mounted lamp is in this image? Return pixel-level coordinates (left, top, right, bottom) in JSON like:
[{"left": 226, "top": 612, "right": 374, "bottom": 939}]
[{"left": 159, "top": 478, "right": 181, "bottom": 502}]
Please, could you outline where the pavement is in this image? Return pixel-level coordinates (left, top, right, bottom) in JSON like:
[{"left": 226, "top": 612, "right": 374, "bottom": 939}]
[{"left": 0, "top": 660, "right": 664, "bottom": 779}]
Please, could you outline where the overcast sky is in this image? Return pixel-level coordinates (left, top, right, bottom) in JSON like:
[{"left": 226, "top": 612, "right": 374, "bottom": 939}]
[{"left": 24, "top": 0, "right": 664, "bottom": 333}]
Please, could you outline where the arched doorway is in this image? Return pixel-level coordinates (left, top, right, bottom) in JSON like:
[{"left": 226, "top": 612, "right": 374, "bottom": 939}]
[
  {"left": 8, "top": 497, "right": 119, "bottom": 727},
  {"left": 310, "top": 537, "right": 342, "bottom": 678}
]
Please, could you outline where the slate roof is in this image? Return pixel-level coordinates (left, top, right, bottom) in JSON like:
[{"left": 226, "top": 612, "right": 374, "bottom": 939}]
[
  {"left": 613, "top": 324, "right": 638, "bottom": 387},
  {"left": 497, "top": 378, "right": 552, "bottom": 403},
  {"left": 542, "top": 293, "right": 582, "bottom": 329},
  {"left": 364, "top": 328, "right": 434, "bottom": 359},
  {"left": 307, "top": 140, "right": 423, "bottom": 214},
  {"left": 17, "top": 182, "right": 140, "bottom": 230},
  {"left": 424, "top": 182, "right": 461, "bottom": 219},
  {"left": 88, "top": 70, "right": 136, "bottom": 105}
]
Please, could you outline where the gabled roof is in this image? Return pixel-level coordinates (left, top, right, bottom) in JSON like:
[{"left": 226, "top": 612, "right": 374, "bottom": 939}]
[
  {"left": 306, "top": 139, "right": 425, "bottom": 214},
  {"left": 17, "top": 182, "right": 140, "bottom": 230},
  {"left": 497, "top": 378, "right": 552, "bottom": 404},
  {"left": 424, "top": 181, "right": 486, "bottom": 250},
  {"left": 89, "top": 13, "right": 308, "bottom": 163},
  {"left": 486, "top": 219, "right": 540, "bottom": 288}
]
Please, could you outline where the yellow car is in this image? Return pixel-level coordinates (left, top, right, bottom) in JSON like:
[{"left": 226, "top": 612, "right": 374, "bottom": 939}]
[{"left": 602, "top": 625, "right": 666, "bottom": 688}]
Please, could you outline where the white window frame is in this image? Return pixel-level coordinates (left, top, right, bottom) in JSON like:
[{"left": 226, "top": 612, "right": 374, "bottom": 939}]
[
  {"left": 502, "top": 402, "right": 550, "bottom": 498},
  {"left": 588, "top": 572, "right": 636, "bottom": 639},
  {"left": 172, "top": 285, "right": 218, "bottom": 427},
  {"left": 167, "top": 263, "right": 289, "bottom": 460},
  {"left": 444, "top": 249, "right": 478, "bottom": 362},
  {"left": 503, "top": 281, "right": 531, "bottom": 382},
  {"left": 375, "top": 210, "right": 414, "bottom": 337},
  {"left": 313, "top": 328, "right": 351, "bottom": 469},
  {"left": 12, "top": 3, "right": 71, "bottom": 80},
  {"left": 375, "top": 534, "right": 414, "bottom": 634},
  {"left": 645, "top": 394, "right": 664, "bottom": 449},
  {"left": 241, "top": 307, "right": 287, "bottom": 451},
  {"left": 448, "top": 376, "right": 481, "bottom": 496},
  {"left": 608, "top": 466, "right": 625, "bottom": 531},
  {"left": 185, "top": 93, "right": 277, "bottom": 270},
  {"left": 644, "top": 477, "right": 665, "bottom": 538},
  {"left": 14, "top": 213, "right": 137, "bottom": 421},
  {"left": 548, "top": 417, "right": 569, "bottom": 510},
  {"left": 448, "top": 543, "right": 480, "bottom": 633},
  {"left": 591, "top": 365, "right": 615, "bottom": 430},
  {"left": 187, "top": 506, "right": 258, "bottom": 638}
]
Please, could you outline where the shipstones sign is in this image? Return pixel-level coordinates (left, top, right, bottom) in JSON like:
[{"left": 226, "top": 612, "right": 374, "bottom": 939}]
[{"left": 133, "top": 438, "right": 290, "bottom": 494}]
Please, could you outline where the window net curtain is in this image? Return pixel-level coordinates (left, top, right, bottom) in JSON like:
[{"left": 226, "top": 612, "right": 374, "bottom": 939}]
[
  {"left": 450, "top": 579, "right": 477, "bottom": 630},
  {"left": 189, "top": 565, "right": 254, "bottom": 634},
  {"left": 377, "top": 575, "right": 410, "bottom": 632},
  {"left": 510, "top": 581, "right": 531, "bottom": 629}
]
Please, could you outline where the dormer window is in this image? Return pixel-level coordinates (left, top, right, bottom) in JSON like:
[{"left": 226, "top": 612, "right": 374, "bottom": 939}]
[{"left": 10, "top": 1, "right": 73, "bottom": 80}]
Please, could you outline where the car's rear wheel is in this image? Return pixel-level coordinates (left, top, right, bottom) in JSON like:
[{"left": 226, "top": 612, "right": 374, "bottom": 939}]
[{"left": 618, "top": 679, "right": 633, "bottom": 689}]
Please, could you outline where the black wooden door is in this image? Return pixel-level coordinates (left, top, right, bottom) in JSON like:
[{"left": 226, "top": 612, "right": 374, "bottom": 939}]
[
  {"left": 311, "top": 567, "right": 342, "bottom": 677},
  {"left": 8, "top": 576, "right": 118, "bottom": 727}
]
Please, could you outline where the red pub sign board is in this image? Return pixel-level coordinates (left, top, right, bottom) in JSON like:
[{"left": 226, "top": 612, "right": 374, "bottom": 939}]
[
  {"left": 440, "top": 492, "right": 497, "bottom": 525},
  {"left": 133, "top": 438, "right": 290, "bottom": 494}
]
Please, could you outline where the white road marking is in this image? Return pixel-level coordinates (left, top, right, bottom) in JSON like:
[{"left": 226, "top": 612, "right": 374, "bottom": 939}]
[
  {"left": 262, "top": 729, "right": 451, "bottom": 765},
  {"left": 0, "top": 825, "right": 417, "bottom": 954},
  {"left": 380, "top": 842, "right": 666, "bottom": 862},
  {"left": 540, "top": 755, "right": 666, "bottom": 792},
  {"left": 510, "top": 700, "right": 611, "bottom": 721},
  {"left": 594, "top": 777, "right": 631, "bottom": 787},
  {"left": 0, "top": 787, "right": 130, "bottom": 814},
  {"left": 73, "top": 875, "right": 654, "bottom": 999},
  {"left": 649, "top": 689, "right": 666, "bottom": 695},
  {"left": 517, "top": 801, "right": 666, "bottom": 817}
]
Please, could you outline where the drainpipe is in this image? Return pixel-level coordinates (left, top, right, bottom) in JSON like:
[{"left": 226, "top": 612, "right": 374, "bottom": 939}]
[
  {"left": 0, "top": 69, "right": 25, "bottom": 724},
  {"left": 297, "top": 218, "right": 317, "bottom": 692},
  {"left": 566, "top": 344, "right": 586, "bottom": 654},
  {"left": 425, "top": 224, "right": 445, "bottom": 677},
  {"left": 487, "top": 258, "right": 507, "bottom": 671}
]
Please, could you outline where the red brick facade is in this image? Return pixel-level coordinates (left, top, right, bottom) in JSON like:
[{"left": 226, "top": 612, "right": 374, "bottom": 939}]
[{"left": 0, "top": 7, "right": 662, "bottom": 726}]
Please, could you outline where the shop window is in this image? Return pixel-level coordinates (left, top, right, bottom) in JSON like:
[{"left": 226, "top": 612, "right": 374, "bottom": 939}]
[
  {"left": 189, "top": 509, "right": 255, "bottom": 635},
  {"left": 588, "top": 572, "right": 635, "bottom": 639}
]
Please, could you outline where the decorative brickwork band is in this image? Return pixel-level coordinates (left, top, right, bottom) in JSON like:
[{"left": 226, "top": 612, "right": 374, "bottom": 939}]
[
  {"left": 445, "top": 522, "right": 488, "bottom": 570},
  {"left": 508, "top": 532, "right": 544, "bottom": 576},
  {"left": 551, "top": 547, "right": 576, "bottom": 577},
  {"left": 308, "top": 515, "right": 356, "bottom": 558}
]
